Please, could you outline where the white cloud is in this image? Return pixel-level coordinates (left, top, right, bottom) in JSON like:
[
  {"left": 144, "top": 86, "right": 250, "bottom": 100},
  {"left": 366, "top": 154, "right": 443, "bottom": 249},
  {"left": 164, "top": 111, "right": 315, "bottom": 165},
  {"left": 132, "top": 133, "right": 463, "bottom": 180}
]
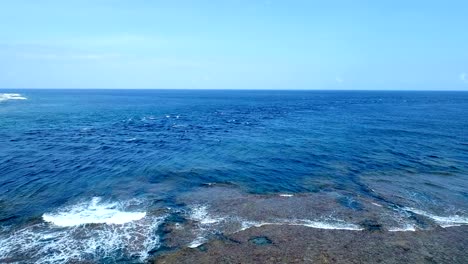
[
  {"left": 17, "top": 52, "right": 122, "bottom": 61},
  {"left": 460, "top": 72, "right": 467, "bottom": 83},
  {"left": 335, "top": 76, "right": 344, "bottom": 83},
  {"left": 66, "top": 34, "right": 167, "bottom": 47}
]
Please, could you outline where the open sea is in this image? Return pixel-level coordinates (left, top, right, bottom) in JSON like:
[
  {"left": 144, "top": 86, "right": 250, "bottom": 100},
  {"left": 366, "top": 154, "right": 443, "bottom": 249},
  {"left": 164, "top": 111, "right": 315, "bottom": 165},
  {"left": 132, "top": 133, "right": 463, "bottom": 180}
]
[{"left": 0, "top": 89, "right": 467, "bottom": 263}]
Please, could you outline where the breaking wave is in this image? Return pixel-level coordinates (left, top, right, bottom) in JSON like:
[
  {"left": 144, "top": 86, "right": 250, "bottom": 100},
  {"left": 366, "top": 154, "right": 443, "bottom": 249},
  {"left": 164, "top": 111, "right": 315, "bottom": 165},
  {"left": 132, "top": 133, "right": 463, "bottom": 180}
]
[
  {"left": 42, "top": 197, "right": 146, "bottom": 227},
  {"left": 0, "top": 198, "right": 165, "bottom": 263},
  {"left": 404, "top": 207, "right": 468, "bottom": 228},
  {"left": 0, "top": 93, "right": 27, "bottom": 102}
]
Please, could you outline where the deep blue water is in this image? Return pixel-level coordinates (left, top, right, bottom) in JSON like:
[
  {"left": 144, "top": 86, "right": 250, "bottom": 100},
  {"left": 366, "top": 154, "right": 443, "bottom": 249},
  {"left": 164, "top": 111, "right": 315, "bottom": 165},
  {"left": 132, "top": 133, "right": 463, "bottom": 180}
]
[{"left": 1, "top": 90, "right": 467, "bottom": 263}]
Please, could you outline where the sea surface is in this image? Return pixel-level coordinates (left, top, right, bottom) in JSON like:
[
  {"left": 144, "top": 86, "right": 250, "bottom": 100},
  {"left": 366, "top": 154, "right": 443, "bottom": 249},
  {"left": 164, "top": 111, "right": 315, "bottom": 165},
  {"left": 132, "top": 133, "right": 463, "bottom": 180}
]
[{"left": 0, "top": 89, "right": 467, "bottom": 263}]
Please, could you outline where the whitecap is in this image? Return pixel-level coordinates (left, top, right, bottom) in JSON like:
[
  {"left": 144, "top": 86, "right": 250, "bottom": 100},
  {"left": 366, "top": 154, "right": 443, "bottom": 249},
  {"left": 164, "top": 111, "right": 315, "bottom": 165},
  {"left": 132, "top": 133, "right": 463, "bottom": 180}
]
[
  {"left": 279, "top": 194, "right": 294, "bottom": 197},
  {"left": 42, "top": 197, "right": 146, "bottom": 227},
  {"left": 0, "top": 93, "right": 27, "bottom": 102},
  {"left": 404, "top": 207, "right": 468, "bottom": 228},
  {"left": 0, "top": 217, "right": 164, "bottom": 263},
  {"left": 0, "top": 198, "right": 164, "bottom": 263}
]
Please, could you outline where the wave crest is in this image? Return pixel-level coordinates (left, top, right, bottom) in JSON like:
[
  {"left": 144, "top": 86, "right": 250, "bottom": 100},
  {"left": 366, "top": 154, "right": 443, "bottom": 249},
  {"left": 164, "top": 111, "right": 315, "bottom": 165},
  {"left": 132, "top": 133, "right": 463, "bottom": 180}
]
[
  {"left": 405, "top": 207, "right": 468, "bottom": 228},
  {"left": 0, "top": 93, "right": 27, "bottom": 102},
  {"left": 0, "top": 197, "right": 164, "bottom": 263},
  {"left": 42, "top": 197, "right": 146, "bottom": 227}
]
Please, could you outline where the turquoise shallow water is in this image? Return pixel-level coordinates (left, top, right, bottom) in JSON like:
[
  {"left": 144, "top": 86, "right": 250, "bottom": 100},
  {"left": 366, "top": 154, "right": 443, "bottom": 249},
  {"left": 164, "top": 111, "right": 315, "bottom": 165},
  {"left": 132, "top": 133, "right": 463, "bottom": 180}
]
[{"left": 0, "top": 90, "right": 467, "bottom": 262}]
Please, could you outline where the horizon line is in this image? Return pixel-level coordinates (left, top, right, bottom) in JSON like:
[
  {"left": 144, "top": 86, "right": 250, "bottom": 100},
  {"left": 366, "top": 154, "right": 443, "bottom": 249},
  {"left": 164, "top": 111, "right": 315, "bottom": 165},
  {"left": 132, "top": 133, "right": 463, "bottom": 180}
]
[{"left": 1, "top": 88, "right": 468, "bottom": 92}]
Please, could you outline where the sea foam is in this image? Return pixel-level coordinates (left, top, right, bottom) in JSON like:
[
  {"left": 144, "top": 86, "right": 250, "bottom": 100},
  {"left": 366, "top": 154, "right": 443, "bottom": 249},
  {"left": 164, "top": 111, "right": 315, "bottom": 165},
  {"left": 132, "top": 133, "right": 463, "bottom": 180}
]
[
  {"left": 388, "top": 225, "right": 417, "bottom": 232},
  {"left": 185, "top": 204, "right": 362, "bottom": 250},
  {"left": 189, "top": 205, "right": 225, "bottom": 225},
  {"left": 405, "top": 207, "right": 468, "bottom": 228},
  {"left": 188, "top": 236, "right": 208, "bottom": 248},
  {"left": 186, "top": 205, "right": 226, "bottom": 248},
  {"left": 0, "top": 198, "right": 163, "bottom": 263},
  {"left": 0, "top": 93, "right": 27, "bottom": 102},
  {"left": 42, "top": 197, "right": 146, "bottom": 227},
  {"left": 240, "top": 219, "right": 363, "bottom": 231}
]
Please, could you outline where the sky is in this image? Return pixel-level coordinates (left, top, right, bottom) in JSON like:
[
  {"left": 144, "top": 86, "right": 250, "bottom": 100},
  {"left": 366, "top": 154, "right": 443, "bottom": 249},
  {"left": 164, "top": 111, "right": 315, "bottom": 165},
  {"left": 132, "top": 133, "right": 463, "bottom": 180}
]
[{"left": 0, "top": 0, "right": 467, "bottom": 90}]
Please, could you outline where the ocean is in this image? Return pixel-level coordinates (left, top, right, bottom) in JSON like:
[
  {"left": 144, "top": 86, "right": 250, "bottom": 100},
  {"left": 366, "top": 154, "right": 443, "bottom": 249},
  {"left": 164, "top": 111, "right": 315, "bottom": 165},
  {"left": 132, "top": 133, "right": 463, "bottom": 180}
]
[{"left": 0, "top": 89, "right": 467, "bottom": 263}]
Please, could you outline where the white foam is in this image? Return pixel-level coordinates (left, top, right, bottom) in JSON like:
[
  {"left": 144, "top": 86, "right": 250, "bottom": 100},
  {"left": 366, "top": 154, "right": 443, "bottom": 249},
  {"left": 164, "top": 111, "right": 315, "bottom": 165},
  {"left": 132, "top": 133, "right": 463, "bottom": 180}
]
[
  {"left": 0, "top": 93, "right": 27, "bottom": 102},
  {"left": 189, "top": 205, "right": 225, "bottom": 225},
  {"left": 186, "top": 205, "right": 227, "bottom": 249},
  {"left": 42, "top": 197, "right": 146, "bottom": 227},
  {"left": 188, "top": 236, "right": 207, "bottom": 248},
  {"left": 279, "top": 194, "right": 294, "bottom": 197},
  {"left": 184, "top": 205, "right": 362, "bottom": 252},
  {"left": 371, "top": 202, "right": 382, "bottom": 207},
  {"left": 293, "top": 219, "right": 363, "bottom": 230},
  {"left": 404, "top": 207, "right": 468, "bottom": 228},
  {"left": 388, "top": 224, "right": 417, "bottom": 232},
  {"left": 239, "top": 219, "right": 363, "bottom": 231},
  {"left": 188, "top": 205, "right": 362, "bottom": 233},
  {"left": 0, "top": 198, "right": 164, "bottom": 263}
]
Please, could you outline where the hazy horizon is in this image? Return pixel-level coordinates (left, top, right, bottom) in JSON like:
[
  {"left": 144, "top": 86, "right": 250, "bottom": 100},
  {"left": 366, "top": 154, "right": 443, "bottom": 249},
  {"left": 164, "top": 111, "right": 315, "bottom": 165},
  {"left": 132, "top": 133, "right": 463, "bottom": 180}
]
[{"left": 2, "top": 88, "right": 468, "bottom": 91}]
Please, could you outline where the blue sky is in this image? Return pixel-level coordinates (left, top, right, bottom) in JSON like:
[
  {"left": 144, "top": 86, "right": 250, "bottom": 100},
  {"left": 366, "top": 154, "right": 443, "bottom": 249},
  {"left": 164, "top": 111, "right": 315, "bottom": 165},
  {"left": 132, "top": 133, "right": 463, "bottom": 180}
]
[{"left": 0, "top": 0, "right": 467, "bottom": 89}]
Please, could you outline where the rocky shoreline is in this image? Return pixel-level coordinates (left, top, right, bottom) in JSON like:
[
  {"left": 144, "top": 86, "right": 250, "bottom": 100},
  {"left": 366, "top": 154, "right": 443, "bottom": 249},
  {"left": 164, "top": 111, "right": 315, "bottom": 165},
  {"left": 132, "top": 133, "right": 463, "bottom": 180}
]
[{"left": 154, "top": 225, "right": 468, "bottom": 263}]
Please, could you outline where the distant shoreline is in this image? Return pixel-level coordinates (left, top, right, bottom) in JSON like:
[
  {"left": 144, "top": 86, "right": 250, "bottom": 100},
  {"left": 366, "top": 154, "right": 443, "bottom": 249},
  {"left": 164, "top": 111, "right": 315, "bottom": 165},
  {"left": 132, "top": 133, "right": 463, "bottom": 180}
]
[{"left": 154, "top": 225, "right": 468, "bottom": 263}]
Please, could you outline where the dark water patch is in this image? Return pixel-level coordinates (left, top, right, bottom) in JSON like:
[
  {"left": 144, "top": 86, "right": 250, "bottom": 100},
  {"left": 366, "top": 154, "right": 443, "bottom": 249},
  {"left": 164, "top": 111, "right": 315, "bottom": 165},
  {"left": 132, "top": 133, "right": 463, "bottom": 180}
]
[
  {"left": 360, "top": 220, "right": 383, "bottom": 232},
  {"left": 337, "top": 196, "right": 364, "bottom": 211},
  {"left": 200, "top": 181, "right": 238, "bottom": 188},
  {"left": 423, "top": 181, "right": 445, "bottom": 189},
  {"left": 164, "top": 212, "right": 187, "bottom": 225},
  {"left": 196, "top": 244, "right": 208, "bottom": 252},
  {"left": 0, "top": 215, "right": 18, "bottom": 223},
  {"left": 347, "top": 173, "right": 396, "bottom": 207},
  {"left": 405, "top": 212, "right": 434, "bottom": 229},
  {"left": 214, "top": 233, "right": 242, "bottom": 245},
  {"left": 249, "top": 236, "right": 272, "bottom": 246}
]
